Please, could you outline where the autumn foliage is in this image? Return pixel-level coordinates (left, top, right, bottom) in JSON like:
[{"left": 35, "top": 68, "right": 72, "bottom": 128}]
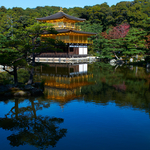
[{"left": 102, "top": 23, "right": 130, "bottom": 39}]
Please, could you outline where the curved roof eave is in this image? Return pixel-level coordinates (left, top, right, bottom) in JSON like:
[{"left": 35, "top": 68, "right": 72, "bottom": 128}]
[
  {"left": 36, "top": 11, "right": 86, "bottom": 22},
  {"left": 42, "top": 29, "right": 97, "bottom": 35},
  {"left": 57, "top": 29, "right": 97, "bottom": 35}
]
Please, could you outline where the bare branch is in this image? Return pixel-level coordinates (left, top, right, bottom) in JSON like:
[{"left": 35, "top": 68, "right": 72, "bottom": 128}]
[{"left": 3, "top": 66, "right": 14, "bottom": 75}]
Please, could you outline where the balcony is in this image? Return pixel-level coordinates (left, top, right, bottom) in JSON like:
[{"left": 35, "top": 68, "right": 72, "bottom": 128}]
[
  {"left": 52, "top": 22, "right": 81, "bottom": 31},
  {"left": 55, "top": 35, "right": 93, "bottom": 44}
]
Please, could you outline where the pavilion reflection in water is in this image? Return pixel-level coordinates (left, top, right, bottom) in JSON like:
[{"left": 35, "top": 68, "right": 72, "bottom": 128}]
[{"left": 35, "top": 63, "right": 94, "bottom": 103}]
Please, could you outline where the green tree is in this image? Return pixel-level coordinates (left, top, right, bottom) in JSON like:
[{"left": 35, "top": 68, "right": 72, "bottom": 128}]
[
  {"left": 80, "top": 21, "right": 103, "bottom": 33},
  {"left": 94, "top": 37, "right": 124, "bottom": 59},
  {"left": 111, "top": 2, "right": 130, "bottom": 25},
  {"left": 87, "top": 3, "right": 113, "bottom": 31},
  {"left": 0, "top": 34, "right": 27, "bottom": 85},
  {"left": 123, "top": 28, "right": 147, "bottom": 57},
  {"left": 25, "top": 22, "right": 58, "bottom": 84}
]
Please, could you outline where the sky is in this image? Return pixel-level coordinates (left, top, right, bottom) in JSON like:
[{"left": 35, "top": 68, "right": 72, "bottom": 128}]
[{"left": 1, "top": 0, "right": 129, "bottom": 9}]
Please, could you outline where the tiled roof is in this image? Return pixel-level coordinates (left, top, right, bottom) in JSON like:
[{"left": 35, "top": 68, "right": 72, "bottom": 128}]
[
  {"left": 36, "top": 11, "right": 86, "bottom": 21},
  {"left": 42, "top": 29, "right": 96, "bottom": 35},
  {"left": 57, "top": 29, "right": 96, "bottom": 35}
]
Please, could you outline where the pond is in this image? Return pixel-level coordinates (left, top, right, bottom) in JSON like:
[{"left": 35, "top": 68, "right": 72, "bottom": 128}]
[{"left": 0, "top": 62, "right": 150, "bottom": 150}]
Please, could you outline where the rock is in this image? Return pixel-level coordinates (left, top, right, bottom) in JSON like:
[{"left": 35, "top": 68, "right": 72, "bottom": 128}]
[
  {"left": 110, "top": 59, "right": 117, "bottom": 66},
  {"left": 116, "top": 60, "right": 124, "bottom": 65},
  {"left": 110, "top": 59, "right": 116, "bottom": 63},
  {"left": 10, "top": 87, "right": 20, "bottom": 92},
  {"left": 32, "top": 82, "right": 41, "bottom": 88},
  {"left": 6, "top": 84, "right": 15, "bottom": 89},
  {"left": 0, "top": 85, "right": 9, "bottom": 95},
  {"left": 4, "top": 92, "right": 12, "bottom": 97},
  {"left": 17, "top": 82, "right": 25, "bottom": 88},
  {"left": 130, "top": 58, "right": 133, "bottom": 62},
  {"left": 146, "top": 63, "right": 150, "bottom": 68},
  {"left": 14, "top": 90, "right": 31, "bottom": 97},
  {"left": 24, "top": 85, "right": 34, "bottom": 90},
  {"left": 31, "top": 88, "right": 43, "bottom": 96},
  {"left": 32, "top": 82, "right": 44, "bottom": 92},
  {"left": 0, "top": 83, "right": 44, "bottom": 97}
]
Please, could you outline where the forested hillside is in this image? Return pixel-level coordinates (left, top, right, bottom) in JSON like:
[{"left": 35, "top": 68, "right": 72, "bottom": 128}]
[{"left": 0, "top": 0, "right": 150, "bottom": 59}]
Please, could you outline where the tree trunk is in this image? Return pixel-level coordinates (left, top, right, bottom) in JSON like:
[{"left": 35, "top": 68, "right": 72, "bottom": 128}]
[
  {"left": 27, "top": 68, "right": 34, "bottom": 84},
  {"left": 114, "top": 52, "right": 119, "bottom": 60},
  {"left": 31, "top": 100, "right": 36, "bottom": 118},
  {"left": 15, "top": 99, "right": 19, "bottom": 119},
  {"left": 27, "top": 38, "right": 35, "bottom": 84},
  {"left": 13, "top": 66, "right": 18, "bottom": 85}
]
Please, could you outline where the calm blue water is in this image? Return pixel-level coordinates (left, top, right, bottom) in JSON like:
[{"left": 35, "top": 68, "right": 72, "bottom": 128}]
[
  {"left": 0, "top": 63, "right": 150, "bottom": 150},
  {"left": 0, "top": 99, "right": 150, "bottom": 150}
]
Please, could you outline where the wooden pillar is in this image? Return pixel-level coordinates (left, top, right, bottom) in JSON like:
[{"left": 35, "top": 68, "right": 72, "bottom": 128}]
[
  {"left": 77, "top": 47, "right": 79, "bottom": 55},
  {"left": 41, "top": 65, "right": 42, "bottom": 72},
  {"left": 87, "top": 45, "right": 88, "bottom": 55},
  {"left": 55, "top": 51, "right": 57, "bottom": 56},
  {"left": 55, "top": 65, "right": 57, "bottom": 74},
  {"left": 68, "top": 66, "right": 70, "bottom": 74},
  {"left": 68, "top": 45, "right": 70, "bottom": 56},
  {"left": 67, "top": 44, "right": 69, "bottom": 55},
  {"left": 75, "top": 47, "right": 77, "bottom": 55}
]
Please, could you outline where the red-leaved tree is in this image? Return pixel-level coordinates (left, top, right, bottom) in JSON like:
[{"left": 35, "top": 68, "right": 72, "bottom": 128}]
[{"left": 102, "top": 23, "right": 130, "bottom": 39}]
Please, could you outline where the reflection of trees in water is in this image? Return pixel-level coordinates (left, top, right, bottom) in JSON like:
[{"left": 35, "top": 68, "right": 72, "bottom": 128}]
[
  {"left": 0, "top": 98, "right": 67, "bottom": 149},
  {"left": 82, "top": 62, "right": 150, "bottom": 114},
  {"left": 5, "top": 98, "right": 51, "bottom": 119},
  {"left": 0, "top": 116, "right": 67, "bottom": 149}
]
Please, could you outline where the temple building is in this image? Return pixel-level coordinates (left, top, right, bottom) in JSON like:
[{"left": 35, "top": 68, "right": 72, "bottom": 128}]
[{"left": 36, "top": 9, "right": 96, "bottom": 58}]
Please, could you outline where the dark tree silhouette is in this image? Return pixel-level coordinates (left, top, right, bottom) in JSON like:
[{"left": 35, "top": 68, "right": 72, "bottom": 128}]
[{"left": 0, "top": 98, "right": 67, "bottom": 149}]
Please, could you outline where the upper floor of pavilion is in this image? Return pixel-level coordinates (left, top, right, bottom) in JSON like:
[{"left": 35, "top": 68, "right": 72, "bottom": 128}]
[
  {"left": 36, "top": 9, "right": 86, "bottom": 31},
  {"left": 36, "top": 9, "right": 96, "bottom": 45}
]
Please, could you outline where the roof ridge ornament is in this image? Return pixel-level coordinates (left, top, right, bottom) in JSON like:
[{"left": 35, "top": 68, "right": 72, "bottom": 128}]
[{"left": 59, "top": 7, "right": 63, "bottom": 12}]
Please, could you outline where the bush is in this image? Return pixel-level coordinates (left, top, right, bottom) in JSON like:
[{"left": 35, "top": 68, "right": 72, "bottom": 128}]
[
  {"left": 17, "top": 69, "right": 30, "bottom": 84},
  {"left": 0, "top": 72, "right": 13, "bottom": 85}
]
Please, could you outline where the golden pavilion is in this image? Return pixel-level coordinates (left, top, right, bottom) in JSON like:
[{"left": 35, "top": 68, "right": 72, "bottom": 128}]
[{"left": 36, "top": 9, "right": 96, "bottom": 57}]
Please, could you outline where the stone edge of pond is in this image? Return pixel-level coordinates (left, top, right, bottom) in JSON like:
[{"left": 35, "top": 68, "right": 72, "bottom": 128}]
[{"left": 0, "top": 83, "right": 44, "bottom": 98}]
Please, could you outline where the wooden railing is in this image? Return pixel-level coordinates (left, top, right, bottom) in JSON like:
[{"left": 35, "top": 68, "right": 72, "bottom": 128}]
[
  {"left": 51, "top": 22, "right": 81, "bottom": 31},
  {"left": 55, "top": 35, "right": 93, "bottom": 44}
]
